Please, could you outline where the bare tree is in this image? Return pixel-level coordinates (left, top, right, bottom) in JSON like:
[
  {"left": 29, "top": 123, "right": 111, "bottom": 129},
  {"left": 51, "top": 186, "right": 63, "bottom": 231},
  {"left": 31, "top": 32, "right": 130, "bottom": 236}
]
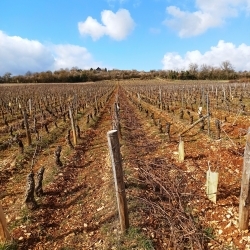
[
  {"left": 220, "top": 60, "right": 235, "bottom": 79},
  {"left": 189, "top": 63, "right": 198, "bottom": 74},
  {"left": 221, "top": 60, "right": 234, "bottom": 72}
]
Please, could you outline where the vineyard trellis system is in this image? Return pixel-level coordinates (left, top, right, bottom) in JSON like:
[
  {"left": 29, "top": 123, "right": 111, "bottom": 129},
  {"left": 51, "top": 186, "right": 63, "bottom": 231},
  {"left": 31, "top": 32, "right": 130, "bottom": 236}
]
[{"left": 0, "top": 80, "right": 250, "bottom": 249}]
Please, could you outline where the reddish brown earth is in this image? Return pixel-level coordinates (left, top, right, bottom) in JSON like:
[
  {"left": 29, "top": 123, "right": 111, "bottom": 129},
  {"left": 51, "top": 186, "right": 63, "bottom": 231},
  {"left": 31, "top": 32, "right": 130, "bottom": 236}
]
[{"left": 1, "top": 83, "right": 250, "bottom": 249}]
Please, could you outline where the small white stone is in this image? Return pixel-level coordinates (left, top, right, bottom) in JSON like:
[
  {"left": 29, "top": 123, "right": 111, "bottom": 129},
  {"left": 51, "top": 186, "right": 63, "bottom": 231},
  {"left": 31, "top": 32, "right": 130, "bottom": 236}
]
[
  {"left": 224, "top": 221, "right": 231, "bottom": 229},
  {"left": 97, "top": 206, "right": 104, "bottom": 211},
  {"left": 25, "top": 233, "right": 31, "bottom": 238}
]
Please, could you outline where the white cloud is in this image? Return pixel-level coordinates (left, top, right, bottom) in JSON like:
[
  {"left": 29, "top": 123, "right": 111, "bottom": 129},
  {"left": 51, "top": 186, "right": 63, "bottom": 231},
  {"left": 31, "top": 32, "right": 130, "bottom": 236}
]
[
  {"left": 162, "top": 40, "right": 250, "bottom": 71},
  {"left": 78, "top": 9, "right": 135, "bottom": 41},
  {"left": 0, "top": 30, "right": 54, "bottom": 75},
  {"left": 0, "top": 31, "right": 100, "bottom": 76},
  {"left": 164, "top": 0, "right": 250, "bottom": 37},
  {"left": 78, "top": 17, "right": 106, "bottom": 41},
  {"left": 51, "top": 44, "right": 100, "bottom": 70}
]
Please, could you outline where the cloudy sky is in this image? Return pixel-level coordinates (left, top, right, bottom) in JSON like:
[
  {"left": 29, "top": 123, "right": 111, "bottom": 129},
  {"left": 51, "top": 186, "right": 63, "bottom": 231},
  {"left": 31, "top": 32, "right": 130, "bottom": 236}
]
[{"left": 0, "top": 0, "right": 250, "bottom": 75}]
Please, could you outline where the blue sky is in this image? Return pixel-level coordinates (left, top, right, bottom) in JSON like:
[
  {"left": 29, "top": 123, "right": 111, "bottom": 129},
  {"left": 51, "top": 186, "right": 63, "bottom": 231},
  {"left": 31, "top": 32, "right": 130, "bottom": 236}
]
[{"left": 0, "top": 0, "right": 250, "bottom": 75}]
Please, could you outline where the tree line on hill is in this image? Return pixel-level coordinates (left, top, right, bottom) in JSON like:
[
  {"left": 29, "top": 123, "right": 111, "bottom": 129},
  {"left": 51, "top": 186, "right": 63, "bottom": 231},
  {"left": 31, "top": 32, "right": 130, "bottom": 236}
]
[{"left": 0, "top": 61, "right": 250, "bottom": 83}]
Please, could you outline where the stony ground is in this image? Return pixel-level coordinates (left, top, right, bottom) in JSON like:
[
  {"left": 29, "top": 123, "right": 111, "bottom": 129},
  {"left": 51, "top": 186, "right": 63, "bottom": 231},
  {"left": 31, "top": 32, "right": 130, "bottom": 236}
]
[{"left": 1, "top": 82, "right": 250, "bottom": 249}]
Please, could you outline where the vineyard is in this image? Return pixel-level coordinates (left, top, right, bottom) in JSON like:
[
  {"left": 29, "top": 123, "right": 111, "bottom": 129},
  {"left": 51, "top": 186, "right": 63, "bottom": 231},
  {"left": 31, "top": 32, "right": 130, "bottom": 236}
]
[{"left": 1, "top": 80, "right": 250, "bottom": 249}]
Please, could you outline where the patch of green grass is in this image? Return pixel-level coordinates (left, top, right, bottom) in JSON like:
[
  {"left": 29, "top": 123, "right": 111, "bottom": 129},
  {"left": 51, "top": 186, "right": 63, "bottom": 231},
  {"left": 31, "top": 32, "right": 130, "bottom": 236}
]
[
  {"left": 9, "top": 206, "right": 34, "bottom": 229},
  {"left": 123, "top": 167, "right": 132, "bottom": 177},
  {"left": 15, "top": 153, "right": 26, "bottom": 169},
  {"left": 10, "top": 206, "right": 35, "bottom": 229},
  {"left": 39, "top": 136, "right": 50, "bottom": 149},
  {"left": 63, "top": 146, "right": 72, "bottom": 157},
  {"left": 101, "top": 224, "right": 154, "bottom": 250},
  {"left": 20, "top": 207, "right": 32, "bottom": 224},
  {"left": 222, "top": 244, "right": 238, "bottom": 250},
  {"left": 24, "top": 145, "right": 34, "bottom": 156},
  {"left": 203, "top": 226, "right": 215, "bottom": 239},
  {"left": 43, "top": 164, "right": 59, "bottom": 186},
  {"left": 0, "top": 241, "right": 18, "bottom": 250},
  {"left": 41, "top": 146, "right": 51, "bottom": 157},
  {"left": 14, "top": 144, "right": 35, "bottom": 169},
  {"left": 119, "top": 227, "right": 154, "bottom": 250}
]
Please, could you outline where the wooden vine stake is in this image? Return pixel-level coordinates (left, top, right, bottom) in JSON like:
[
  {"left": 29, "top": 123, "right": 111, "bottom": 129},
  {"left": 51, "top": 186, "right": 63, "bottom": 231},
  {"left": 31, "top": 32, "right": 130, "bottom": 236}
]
[
  {"left": 179, "top": 114, "right": 209, "bottom": 136},
  {"left": 28, "top": 98, "right": 32, "bottom": 115},
  {"left": 69, "top": 106, "right": 77, "bottom": 146},
  {"left": 159, "top": 87, "right": 162, "bottom": 110},
  {"left": 114, "top": 103, "right": 121, "bottom": 139},
  {"left": 23, "top": 109, "right": 32, "bottom": 146},
  {"left": 239, "top": 127, "right": 250, "bottom": 230},
  {"left": 107, "top": 130, "right": 129, "bottom": 233},
  {"left": 206, "top": 93, "right": 210, "bottom": 136},
  {"left": 0, "top": 203, "right": 11, "bottom": 243}
]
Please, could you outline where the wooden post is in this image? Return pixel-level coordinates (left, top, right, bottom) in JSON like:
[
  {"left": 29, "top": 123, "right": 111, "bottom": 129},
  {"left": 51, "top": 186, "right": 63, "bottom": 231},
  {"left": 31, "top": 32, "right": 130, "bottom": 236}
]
[
  {"left": 215, "top": 119, "right": 221, "bottom": 140},
  {"left": 95, "top": 95, "right": 98, "bottom": 114},
  {"left": 107, "top": 130, "right": 129, "bottom": 233},
  {"left": 207, "top": 93, "right": 210, "bottom": 136},
  {"left": 0, "top": 203, "right": 11, "bottom": 243},
  {"left": 137, "top": 93, "right": 141, "bottom": 103},
  {"left": 239, "top": 127, "right": 250, "bottom": 230},
  {"left": 69, "top": 106, "right": 77, "bottom": 146},
  {"left": 179, "top": 114, "right": 209, "bottom": 136},
  {"left": 159, "top": 87, "right": 162, "bottom": 110},
  {"left": 23, "top": 109, "right": 32, "bottom": 146},
  {"left": 114, "top": 103, "right": 121, "bottom": 138},
  {"left": 28, "top": 99, "right": 32, "bottom": 115},
  {"left": 166, "top": 122, "right": 171, "bottom": 142}
]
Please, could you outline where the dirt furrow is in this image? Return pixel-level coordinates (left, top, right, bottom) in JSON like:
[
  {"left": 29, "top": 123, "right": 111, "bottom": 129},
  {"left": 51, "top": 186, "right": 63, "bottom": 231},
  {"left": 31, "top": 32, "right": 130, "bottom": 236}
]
[
  {"left": 2, "top": 82, "right": 249, "bottom": 250},
  {"left": 117, "top": 87, "right": 207, "bottom": 249},
  {"left": 118, "top": 85, "right": 246, "bottom": 250},
  {"left": 8, "top": 88, "right": 118, "bottom": 249}
]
